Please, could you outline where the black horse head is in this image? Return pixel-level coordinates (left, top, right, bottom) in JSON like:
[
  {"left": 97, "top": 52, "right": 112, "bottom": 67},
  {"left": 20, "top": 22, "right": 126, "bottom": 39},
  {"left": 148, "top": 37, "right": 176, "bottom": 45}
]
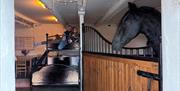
[{"left": 112, "top": 2, "right": 161, "bottom": 57}]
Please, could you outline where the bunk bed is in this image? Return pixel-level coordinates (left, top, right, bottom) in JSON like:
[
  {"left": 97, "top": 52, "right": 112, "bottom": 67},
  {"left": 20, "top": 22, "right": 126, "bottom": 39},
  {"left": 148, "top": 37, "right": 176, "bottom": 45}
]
[{"left": 30, "top": 33, "right": 80, "bottom": 86}]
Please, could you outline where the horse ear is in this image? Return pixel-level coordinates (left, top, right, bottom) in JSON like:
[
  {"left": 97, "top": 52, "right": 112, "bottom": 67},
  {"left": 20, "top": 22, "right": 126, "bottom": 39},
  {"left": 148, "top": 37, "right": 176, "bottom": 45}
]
[{"left": 128, "top": 2, "right": 137, "bottom": 11}]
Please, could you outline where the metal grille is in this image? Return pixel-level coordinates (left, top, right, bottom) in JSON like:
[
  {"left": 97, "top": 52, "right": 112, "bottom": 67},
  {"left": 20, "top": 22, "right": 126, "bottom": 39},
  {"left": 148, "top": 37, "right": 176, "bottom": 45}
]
[{"left": 82, "top": 25, "right": 155, "bottom": 58}]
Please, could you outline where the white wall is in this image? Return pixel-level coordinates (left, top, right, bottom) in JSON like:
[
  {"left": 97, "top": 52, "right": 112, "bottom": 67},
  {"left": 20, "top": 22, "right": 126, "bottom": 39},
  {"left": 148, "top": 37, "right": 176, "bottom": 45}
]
[
  {"left": 162, "top": 0, "right": 180, "bottom": 91},
  {"left": 95, "top": 24, "right": 148, "bottom": 47},
  {"left": 0, "top": 0, "right": 15, "bottom": 91},
  {"left": 15, "top": 24, "right": 65, "bottom": 56}
]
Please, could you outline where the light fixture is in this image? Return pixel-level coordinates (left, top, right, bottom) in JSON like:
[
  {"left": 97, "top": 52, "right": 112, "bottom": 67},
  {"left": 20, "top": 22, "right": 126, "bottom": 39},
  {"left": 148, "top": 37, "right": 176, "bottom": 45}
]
[
  {"left": 36, "top": 0, "right": 46, "bottom": 9},
  {"left": 15, "top": 16, "right": 37, "bottom": 28},
  {"left": 44, "top": 16, "right": 59, "bottom": 22},
  {"left": 52, "top": 16, "right": 58, "bottom": 22}
]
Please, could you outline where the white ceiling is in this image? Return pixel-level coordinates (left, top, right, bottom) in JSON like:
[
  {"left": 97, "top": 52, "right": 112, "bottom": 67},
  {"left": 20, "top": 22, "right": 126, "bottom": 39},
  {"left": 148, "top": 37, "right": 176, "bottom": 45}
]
[
  {"left": 52, "top": 2, "right": 79, "bottom": 24},
  {"left": 85, "top": 0, "right": 120, "bottom": 24},
  {"left": 85, "top": 0, "right": 161, "bottom": 25},
  {"left": 15, "top": 0, "right": 161, "bottom": 26},
  {"left": 111, "top": 0, "right": 161, "bottom": 24},
  {"left": 15, "top": 0, "right": 59, "bottom": 24}
]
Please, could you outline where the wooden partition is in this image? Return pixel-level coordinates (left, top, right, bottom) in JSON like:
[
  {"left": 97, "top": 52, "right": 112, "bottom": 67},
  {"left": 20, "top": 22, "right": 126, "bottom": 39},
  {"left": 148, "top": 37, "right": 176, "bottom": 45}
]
[{"left": 83, "top": 53, "right": 159, "bottom": 91}]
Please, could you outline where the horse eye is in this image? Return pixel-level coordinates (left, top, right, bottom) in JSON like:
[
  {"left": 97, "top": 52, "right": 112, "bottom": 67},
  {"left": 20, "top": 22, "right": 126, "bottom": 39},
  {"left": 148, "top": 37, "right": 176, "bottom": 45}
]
[{"left": 125, "top": 20, "right": 130, "bottom": 25}]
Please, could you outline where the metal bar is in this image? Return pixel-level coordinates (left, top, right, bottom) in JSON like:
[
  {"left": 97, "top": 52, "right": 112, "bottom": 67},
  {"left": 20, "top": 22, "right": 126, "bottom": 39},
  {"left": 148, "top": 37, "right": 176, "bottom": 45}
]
[
  {"left": 101, "top": 39, "right": 103, "bottom": 53},
  {"left": 159, "top": 43, "right": 162, "bottom": 91},
  {"left": 102, "top": 40, "right": 104, "bottom": 53},
  {"left": 95, "top": 30, "right": 97, "bottom": 52},
  {"left": 151, "top": 47, "right": 154, "bottom": 58},
  {"left": 137, "top": 70, "right": 160, "bottom": 81},
  {"left": 82, "top": 25, "right": 85, "bottom": 51},
  {"left": 130, "top": 49, "right": 133, "bottom": 55},
  {"left": 143, "top": 49, "right": 146, "bottom": 57},
  {"left": 90, "top": 30, "right": 92, "bottom": 52},
  {"left": 147, "top": 78, "right": 153, "bottom": 91},
  {"left": 125, "top": 49, "right": 127, "bottom": 55},
  {"left": 46, "top": 33, "right": 48, "bottom": 50},
  {"left": 85, "top": 27, "right": 88, "bottom": 51},
  {"left": 92, "top": 29, "right": 93, "bottom": 52},
  {"left": 79, "top": 16, "right": 84, "bottom": 91},
  {"left": 93, "top": 30, "right": 94, "bottom": 52},
  {"left": 99, "top": 36, "right": 101, "bottom": 53},
  {"left": 91, "top": 30, "right": 93, "bottom": 52},
  {"left": 85, "top": 27, "right": 87, "bottom": 51},
  {"left": 120, "top": 49, "right": 122, "bottom": 55},
  {"left": 110, "top": 45, "right": 113, "bottom": 54},
  {"left": 136, "top": 49, "right": 139, "bottom": 56},
  {"left": 105, "top": 42, "right": 107, "bottom": 53},
  {"left": 100, "top": 38, "right": 102, "bottom": 53},
  {"left": 93, "top": 30, "right": 95, "bottom": 52},
  {"left": 87, "top": 27, "right": 89, "bottom": 51},
  {"left": 108, "top": 44, "right": 110, "bottom": 53},
  {"left": 88, "top": 27, "right": 90, "bottom": 51},
  {"left": 115, "top": 50, "right": 118, "bottom": 54},
  {"left": 97, "top": 34, "right": 100, "bottom": 52},
  {"left": 103, "top": 40, "right": 105, "bottom": 53}
]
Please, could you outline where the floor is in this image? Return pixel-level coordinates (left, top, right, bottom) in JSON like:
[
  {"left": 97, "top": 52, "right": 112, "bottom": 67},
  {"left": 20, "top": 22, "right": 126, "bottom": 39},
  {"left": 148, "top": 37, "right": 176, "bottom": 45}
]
[
  {"left": 16, "top": 64, "right": 79, "bottom": 91},
  {"left": 32, "top": 65, "right": 79, "bottom": 85},
  {"left": 16, "top": 86, "right": 79, "bottom": 91},
  {"left": 16, "top": 79, "right": 79, "bottom": 91}
]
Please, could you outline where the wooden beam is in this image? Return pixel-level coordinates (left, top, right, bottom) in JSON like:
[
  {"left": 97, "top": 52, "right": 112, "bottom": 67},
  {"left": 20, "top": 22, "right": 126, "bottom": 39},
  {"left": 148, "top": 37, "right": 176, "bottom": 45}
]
[{"left": 15, "top": 11, "right": 39, "bottom": 24}]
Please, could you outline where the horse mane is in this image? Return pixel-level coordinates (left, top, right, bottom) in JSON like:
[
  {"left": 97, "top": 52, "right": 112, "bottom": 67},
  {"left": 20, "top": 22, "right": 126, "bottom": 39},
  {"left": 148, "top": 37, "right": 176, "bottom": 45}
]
[
  {"left": 119, "top": 6, "right": 161, "bottom": 27},
  {"left": 138, "top": 6, "right": 161, "bottom": 20},
  {"left": 113, "top": 3, "right": 161, "bottom": 57}
]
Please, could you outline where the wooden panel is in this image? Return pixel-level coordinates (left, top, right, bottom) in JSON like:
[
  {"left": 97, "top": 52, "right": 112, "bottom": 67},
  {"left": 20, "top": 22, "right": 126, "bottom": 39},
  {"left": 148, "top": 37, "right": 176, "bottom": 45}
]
[{"left": 83, "top": 53, "right": 159, "bottom": 91}]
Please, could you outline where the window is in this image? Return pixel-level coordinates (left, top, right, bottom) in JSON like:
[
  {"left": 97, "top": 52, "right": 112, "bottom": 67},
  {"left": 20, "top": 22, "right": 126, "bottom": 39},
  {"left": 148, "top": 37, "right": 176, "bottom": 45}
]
[{"left": 15, "top": 37, "right": 34, "bottom": 50}]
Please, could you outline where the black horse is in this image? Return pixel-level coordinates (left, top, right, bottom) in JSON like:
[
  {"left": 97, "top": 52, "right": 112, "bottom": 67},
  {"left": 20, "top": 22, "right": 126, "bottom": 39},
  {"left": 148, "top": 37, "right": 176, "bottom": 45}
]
[{"left": 112, "top": 2, "right": 161, "bottom": 57}]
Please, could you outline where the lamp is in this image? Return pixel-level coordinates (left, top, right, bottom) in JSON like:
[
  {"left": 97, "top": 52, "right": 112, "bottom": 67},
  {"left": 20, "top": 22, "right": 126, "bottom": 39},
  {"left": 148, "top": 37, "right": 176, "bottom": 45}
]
[
  {"left": 21, "top": 49, "right": 30, "bottom": 56},
  {"left": 37, "top": 0, "right": 47, "bottom": 9}
]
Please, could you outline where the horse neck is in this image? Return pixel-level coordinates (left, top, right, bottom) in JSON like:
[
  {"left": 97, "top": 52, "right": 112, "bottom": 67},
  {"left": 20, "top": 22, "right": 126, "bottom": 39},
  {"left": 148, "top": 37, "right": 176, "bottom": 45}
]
[
  {"left": 141, "top": 28, "right": 161, "bottom": 45},
  {"left": 140, "top": 16, "right": 161, "bottom": 44}
]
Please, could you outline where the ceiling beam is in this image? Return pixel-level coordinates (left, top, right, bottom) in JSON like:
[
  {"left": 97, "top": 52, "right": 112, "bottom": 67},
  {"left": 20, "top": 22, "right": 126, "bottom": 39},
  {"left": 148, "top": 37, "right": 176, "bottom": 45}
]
[
  {"left": 95, "top": 0, "right": 134, "bottom": 25},
  {"left": 15, "top": 11, "right": 40, "bottom": 28},
  {"left": 15, "top": 11, "right": 39, "bottom": 24}
]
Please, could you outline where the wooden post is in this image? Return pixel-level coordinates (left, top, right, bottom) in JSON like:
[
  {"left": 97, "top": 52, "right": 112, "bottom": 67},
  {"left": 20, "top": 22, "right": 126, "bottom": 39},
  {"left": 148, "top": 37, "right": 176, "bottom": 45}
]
[
  {"left": 162, "top": 0, "right": 180, "bottom": 91},
  {"left": 0, "top": 0, "right": 15, "bottom": 91}
]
